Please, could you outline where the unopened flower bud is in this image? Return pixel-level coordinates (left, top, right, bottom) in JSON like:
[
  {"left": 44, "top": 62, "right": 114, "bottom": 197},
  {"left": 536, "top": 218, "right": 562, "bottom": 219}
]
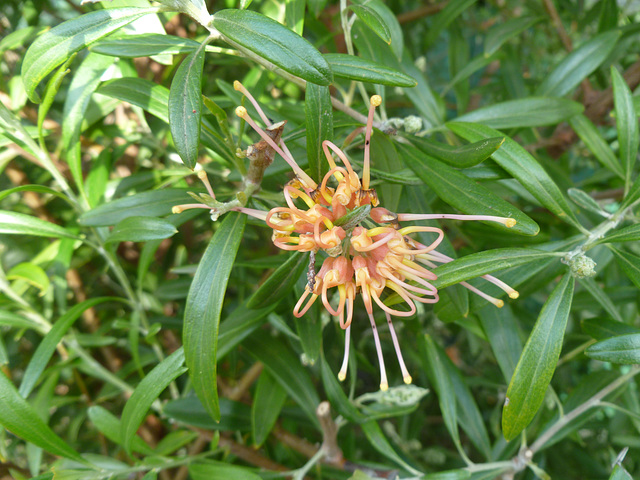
[{"left": 403, "top": 115, "right": 423, "bottom": 133}]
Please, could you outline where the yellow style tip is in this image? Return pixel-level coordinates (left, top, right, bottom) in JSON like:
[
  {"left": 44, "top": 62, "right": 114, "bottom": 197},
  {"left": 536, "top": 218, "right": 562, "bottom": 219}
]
[
  {"left": 403, "top": 375, "right": 413, "bottom": 385},
  {"left": 509, "top": 291, "right": 520, "bottom": 299},
  {"left": 197, "top": 170, "right": 207, "bottom": 179},
  {"left": 496, "top": 299, "right": 505, "bottom": 308},
  {"left": 172, "top": 206, "right": 183, "bottom": 214},
  {"left": 380, "top": 382, "right": 389, "bottom": 391},
  {"left": 338, "top": 372, "right": 346, "bottom": 382},
  {"left": 235, "top": 106, "right": 248, "bottom": 118},
  {"left": 233, "top": 80, "right": 242, "bottom": 91},
  {"left": 505, "top": 218, "right": 516, "bottom": 228},
  {"left": 371, "top": 95, "right": 382, "bottom": 107}
]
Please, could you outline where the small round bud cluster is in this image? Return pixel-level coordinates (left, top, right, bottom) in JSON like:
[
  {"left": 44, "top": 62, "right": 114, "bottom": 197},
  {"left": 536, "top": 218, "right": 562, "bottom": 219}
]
[
  {"left": 403, "top": 115, "right": 423, "bottom": 134},
  {"left": 568, "top": 254, "right": 597, "bottom": 278}
]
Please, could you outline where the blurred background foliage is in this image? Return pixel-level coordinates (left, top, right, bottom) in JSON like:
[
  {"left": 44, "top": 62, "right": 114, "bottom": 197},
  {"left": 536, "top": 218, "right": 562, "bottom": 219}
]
[{"left": 1, "top": 0, "right": 640, "bottom": 479}]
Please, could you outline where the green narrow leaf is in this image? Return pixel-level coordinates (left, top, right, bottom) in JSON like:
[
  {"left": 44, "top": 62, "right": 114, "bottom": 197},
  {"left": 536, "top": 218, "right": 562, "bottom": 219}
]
[
  {"left": 189, "top": 461, "right": 262, "bottom": 480},
  {"left": 97, "top": 77, "right": 169, "bottom": 122},
  {"left": 349, "top": 5, "right": 391, "bottom": 44},
  {"left": 593, "top": 224, "right": 640, "bottom": 246},
  {"left": 611, "top": 66, "right": 639, "bottom": 185},
  {"left": 0, "top": 185, "right": 74, "bottom": 205},
  {"left": 425, "top": 0, "right": 477, "bottom": 46},
  {"left": 79, "top": 189, "right": 193, "bottom": 226},
  {"left": 164, "top": 396, "right": 251, "bottom": 431},
  {"left": 0, "top": 311, "right": 44, "bottom": 332},
  {"left": 423, "top": 470, "right": 471, "bottom": 480},
  {"left": 320, "top": 356, "right": 365, "bottom": 423},
  {"left": 568, "top": 115, "right": 624, "bottom": 178},
  {"left": 285, "top": 0, "right": 305, "bottom": 35},
  {"left": 0, "top": 371, "right": 88, "bottom": 465},
  {"left": 609, "top": 464, "right": 633, "bottom": 480},
  {"left": 21, "top": 7, "right": 157, "bottom": 102},
  {"left": 399, "top": 143, "right": 539, "bottom": 236},
  {"left": 447, "top": 122, "right": 581, "bottom": 229},
  {"left": 38, "top": 54, "right": 75, "bottom": 146},
  {"left": 484, "top": 16, "right": 541, "bottom": 57},
  {"left": 361, "top": 420, "right": 421, "bottom": 474},
  {"left": 105, "top": 216, "right": 178, "bottom": 244},
  {"left": 183, "top": 212, "right": 245, "bottom": 421},
  {"left": 87, "top": 406, "right": 154, "bottom": 455},
  {"left": 581, "top": 318, "right": 640, "bottom": 341},
  {"left": 432, "top": 248, "right": 559, "bottom": 290},
  {"left": 7, "top": 262, "right": 50, "bottom": 295},
  {"left": 579, "top": 278, "right": 624, "bottom": 323},
  {"left": 610, "top": 246, "right": 640, "bottom": 289},
  {"left": 247, "top": 253, "right": 308, "bottom": 309},
  {"left": 217, "top": 303, "right": 276, "bottom": 360},
  {"left": 567, "top": 188, "right": 607, "bottom": 216},
  {"left": 421, "top": 335, "right": 461, "bottom": 451},
  {"left": 90, "top": 33, "right": 200, "bottom": 57},
  {"left": 438, "top": 341, "right": 492, "bottom": 459},
  {"left": 502, "top": 274, "right": 575, "bottom": 441},
  {"left": 243, "top": 334, "right": 320, "bottom": 428},
  {"left": 371, "top": 132, "right": 402, "bottom": 213},
  {"left": 408, "top": 135, "right": 504, "bottom": 168},
  {"left": 478, "top": 304, "right": 523, "bottom": 382},
  {"left": 0, "top": 210, "right": 78, "bottom": 239},
  {"left": 169, "top": 43, "right": 206, "bottom": 170},
  {"left": 212, "top": 9, "right": 332, "bottom": 86},
  {"left": 19, "top": 297, "right": 124, "bottom": 398},
  {"left": 305, "top": 83, "right": 333, "bottom": 182},
  {"left": 536, "top": 31, "right": 620, "bottom": 98},
  {"left": 586, "top": 334, "right": 640, "bottom": 365},
  {"left": 121, "top": 348, "right": 187, "bottom": 453},
  {"left": 62, "top": 53, "right": 116, "bottom": 197},
  {"left": 324, "top": 53, "right": 416, "bottom": 87},
  {"left": 453, "top": 97, "right": 584, "bottom": 129},
  {"left": 620, "top": 174, "right": 640, "bottom": 211},
  {"left": 251, "top": 370, "right": 287, "bottom": 447}
]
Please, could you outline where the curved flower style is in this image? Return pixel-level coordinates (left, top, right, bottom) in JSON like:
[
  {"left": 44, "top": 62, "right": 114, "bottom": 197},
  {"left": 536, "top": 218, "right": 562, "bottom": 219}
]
[{"left": 174, "top": 83, "right": 519, "bottom": 390}]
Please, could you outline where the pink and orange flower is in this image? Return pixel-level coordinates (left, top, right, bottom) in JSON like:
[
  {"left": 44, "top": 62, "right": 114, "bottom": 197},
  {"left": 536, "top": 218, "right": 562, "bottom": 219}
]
[{"left": 174, "top": 83, "right": 519, "bottom": 390}]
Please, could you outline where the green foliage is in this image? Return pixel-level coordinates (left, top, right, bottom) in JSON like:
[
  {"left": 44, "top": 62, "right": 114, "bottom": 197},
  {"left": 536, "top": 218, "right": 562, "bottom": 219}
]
[{"left": 1, "top": 1, "right": 640, "bottom": 479}]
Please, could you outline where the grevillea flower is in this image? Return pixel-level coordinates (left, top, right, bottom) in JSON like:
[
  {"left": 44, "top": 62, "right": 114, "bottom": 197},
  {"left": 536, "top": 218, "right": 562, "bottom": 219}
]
[{"left": 174, "top": 83, "right": 519, "bottom": 390}]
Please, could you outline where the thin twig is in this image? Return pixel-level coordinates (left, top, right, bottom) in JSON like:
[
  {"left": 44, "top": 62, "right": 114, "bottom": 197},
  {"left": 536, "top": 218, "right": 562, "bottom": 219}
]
[{"left": 397, "top": 2, "right": 447, "bottom": 24}]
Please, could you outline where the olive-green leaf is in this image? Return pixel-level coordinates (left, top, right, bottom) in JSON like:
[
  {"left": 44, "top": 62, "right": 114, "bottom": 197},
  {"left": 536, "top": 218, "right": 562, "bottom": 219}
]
[
  {"left": 502, "top": 274, "right": 575, "bottom": 441},
  {"left": 425, "top": 0, "right": 477, "bottom": 46},
  {"left": 349, "top": 5, "right": 391, "bottom": 44},
  {"left": 87, "top": 406, "right": 154, "bottom": 455},
  {"left": 183, "top": 212, "right": 245, "bottom": 422},
  {"left": 243, "top": 334, "right": 320, "bottom": 428},
  {"left": 399, "top": 143, "right": 539, "bottom": 236},
  {"left": 169, "top": 43, "right": 206, "bottom": 170},
  {"left": 97, "top": 77, "right": 170, "bottom": 122},
  {"left": 212, "top": 9, "right": 332, "bottom": 86},
  {"left": 536, "top": 30, "right": 620, "bottom": 98},
  {"left": 422, "top": 470, "right": 471, "bottom": 480},
  {"left": 121, "top": 348, "right": 187, "bottom": 453},
  {"left": 361, "top": 420, "right": 421, "bottom": 474},
  {"left": 320, "top": 357, "right": 365, "bottom": 423},
  {"left": 484, "top": 16, "right": 541, "bottom": 57},
  {"left": 567, "top": 188, "right": 607, "bottom": 216},
  {"left": 0, "top": 371, "right": 88, "bottom": 465},
  {"left": 79, "top": 189, "right": 192, "bottom": 226},
  {"left": 432, "top": 248, "right": 559, "bottom": 290},
  {"left": 189, "top": 462, "right": 262, "bottom": 480},
  {"left": 569, "top": 115, "right": 624, "bottom": 178},
  {"left": 21, "top": 7, "right": 157, "bottom": 102},
  {"left": 593, "top": 224, "right": 640, "bottom": 246},
  {"left": 305, "top": 83, "right": 333, "bottom": 181},
  {"left": 408, "top": 135, "right": 503, "bottom": 168},
  {"left": 620, "top": 174, "right": 640, "bottom": 211},
  {"left": 105, "top": 216, "right": 178, "bottom": 244},
  {"left": 581, "top": 318, "right": 640, "bottom": 341},
  {"left": 447, "top": 122, "right": 581, "bottom": 229},
  {"left": 453, "top": 97, "right": 583, "bottom": 129},
  {"left": 586, "top": 334, "right": 640, "bottom": 365},
  {"left": 610, "top": 246, "right": 640, "bottom": 289},
  {"left": 478, "top": 304, "right": 523, "bottom": 381},
  {"left": 324, "top": 53, "right": 416, "bottom": 87},
  {"left": 251, "top": 370, "right": 287, "bottom": 447},
  {"left": 19, "top": 297, "right": 124, "bottom": 398},
  {"left": 612, "top": 66, "right": 639, "bottom": 185},
  {"left": 90, "top": 33, "right": 200, "bottom": 57},
  {"left": 247, "top": 253, "right": 308, "bottom": 309},
  {"left": 0, "top": 210, "right": 78, "bottom": 239}
]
